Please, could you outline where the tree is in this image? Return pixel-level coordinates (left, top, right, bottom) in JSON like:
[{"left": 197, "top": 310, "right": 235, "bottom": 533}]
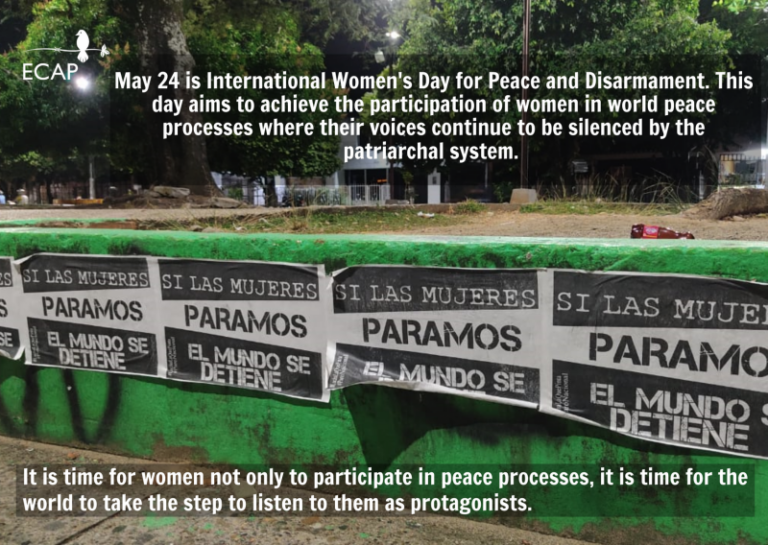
[
  {"left": 118, "top": 0, "right": 386, "bottom": 194},
  {"left": 366, "top": 0, "right": 734, "bottom": 200},
  {"left": 184, "top": 16, "right": 342, "bottom": 204},
  {"left": 0, "top": 0, "right": 120, "bottom": 199},
  {"left": 185, "top": 17, "right": 341, "bottom": 178},
  {"left": 119, "top": 0, "right": 218, "bottom": 195},
  {"left": 699, "top": 0, "right": 768, "bottom": 151},
  {"left": 0, "top": 0, "right": 386, "bottom": 196}
]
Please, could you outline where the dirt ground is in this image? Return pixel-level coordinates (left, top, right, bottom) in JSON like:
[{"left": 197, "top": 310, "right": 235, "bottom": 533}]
[
  {"left": 1, "top": 206, "right": 765, "bottom": 241},
  {"left": 381, "top": 211, "right": 764, "bottom": 241},
  {"left": 0, "top": 206, "right": 284, "bottom": 223}
]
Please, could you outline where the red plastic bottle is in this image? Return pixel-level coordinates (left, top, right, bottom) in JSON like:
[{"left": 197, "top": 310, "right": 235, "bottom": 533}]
[{"left": 631, "top": 224, "right": 695, "bottom": 240}]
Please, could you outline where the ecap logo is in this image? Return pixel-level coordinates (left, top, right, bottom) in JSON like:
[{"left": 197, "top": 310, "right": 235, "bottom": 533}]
[
  {"left": 22, "top": 29, "right": 109, "bottom": 81},
  {"left": 23, "top": 62, "right": 79, "bottom": 81}
]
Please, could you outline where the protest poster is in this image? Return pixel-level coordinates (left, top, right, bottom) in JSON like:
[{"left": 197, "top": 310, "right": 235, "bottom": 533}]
[
  {"left": 17, "top": 253, "right": 161, "bottom": 377},
  {"left": 543, "top": 269, "right": 768, "bottom": 458},
  {"left": 158, "top": 258, "right": 329, "bottom": 402},
  {"left": 0, "top": 257, "right": 24, "bottom": 360},
  {"left": 327, "top": 266, "right": 542, "bottom": 406}
]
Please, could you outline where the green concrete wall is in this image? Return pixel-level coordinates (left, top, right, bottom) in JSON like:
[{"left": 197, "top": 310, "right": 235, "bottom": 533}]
[{"left": 1, "top": 228, "right": 767, "bottom": 544}]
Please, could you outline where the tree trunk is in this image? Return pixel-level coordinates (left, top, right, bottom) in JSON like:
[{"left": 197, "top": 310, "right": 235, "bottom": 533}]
[
  {"left": 135, "top": 0, "right": 220, "bottom": 196},
  {"left": 45, "top": 178, "right": 53, "bottom": 204},
  {"left": 683, "top": 188, "right": 768, "bottom": 220}
]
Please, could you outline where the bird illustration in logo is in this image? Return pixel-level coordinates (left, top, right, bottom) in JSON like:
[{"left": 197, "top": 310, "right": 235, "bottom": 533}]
[
  {"left": 76, "top": 30, "right": 89, "bottom": 62},
  {"left": 24, "top": 29, "right": 110, "bottom": 61}
]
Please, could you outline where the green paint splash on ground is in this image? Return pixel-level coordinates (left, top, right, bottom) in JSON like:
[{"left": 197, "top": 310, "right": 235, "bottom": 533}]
[{"left": 142, "top": 515, "right": 179, "bottom": 529}]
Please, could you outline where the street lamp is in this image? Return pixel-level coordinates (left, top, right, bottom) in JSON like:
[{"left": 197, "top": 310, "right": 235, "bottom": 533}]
[{"left": 73, "top": 75, "right": 91, "bottom": 91}]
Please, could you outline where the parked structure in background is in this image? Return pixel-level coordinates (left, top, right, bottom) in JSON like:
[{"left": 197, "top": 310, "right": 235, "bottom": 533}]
[
  {"left": 327, "top": 121, "right": 445, "bottom": 204},
  {"left": 212, "top": 171, "right": 394, "bottom": 207},
  {"left": 213, "top": 122, "right": 445, "bottom": 206},
  {"left": 719, "top": 147, "right": 767, "bottom": 189}
]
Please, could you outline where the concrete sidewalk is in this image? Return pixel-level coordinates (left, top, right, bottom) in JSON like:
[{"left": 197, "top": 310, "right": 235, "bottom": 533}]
[{"left": 0, "top": 436, "right": 600, "bottom": 545}]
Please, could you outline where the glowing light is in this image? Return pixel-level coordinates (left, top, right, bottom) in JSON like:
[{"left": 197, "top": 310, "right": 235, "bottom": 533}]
[{"left": 74, "top": 76, "right": 91, "bottom": 91}]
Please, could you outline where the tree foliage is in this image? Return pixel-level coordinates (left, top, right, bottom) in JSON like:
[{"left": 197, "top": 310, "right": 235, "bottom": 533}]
[
  {"left": 0, "top": 0, "right": 122, "bottom": 194},
  {"left": 184, "top": 15, "right": 340, "bottom": 178},
  {"left": 367, "top": 0, "right": 741, "bottom": 190},
  {"left": 0, "top": 0, "right": 762, "bottom": 195},
  {"left": 0, "top": 0, "right": 356, "bottom": 191}
]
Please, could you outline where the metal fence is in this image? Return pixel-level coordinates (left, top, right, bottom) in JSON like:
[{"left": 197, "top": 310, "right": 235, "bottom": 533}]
[
  {"left": 346, "top": 184, "right": 391, "bottom": 205},
  {"left": 220, "top": 184, "right": 391, "bottom": 207}
]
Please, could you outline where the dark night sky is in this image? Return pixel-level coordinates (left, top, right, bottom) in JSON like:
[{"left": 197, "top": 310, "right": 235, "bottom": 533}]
[{"left": 0, "top": 16, "right": 26, "bottom": 52}]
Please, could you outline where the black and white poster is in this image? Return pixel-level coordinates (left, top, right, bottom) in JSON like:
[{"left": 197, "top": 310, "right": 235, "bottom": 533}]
[
  {"left": 17, "top": 253, "right": 161, "bottom": 377},
  {"left": 158, "top": 258, "right": 328, "bottom": 402},
  {"left": 543, "top": 270, "right": 768, "bottom": 459},
  {"left": 0, "top": 257, "right": 23, "bottom": 360},
  {"left": 327, "top": 266, "right": 542, "bottom": 407}
]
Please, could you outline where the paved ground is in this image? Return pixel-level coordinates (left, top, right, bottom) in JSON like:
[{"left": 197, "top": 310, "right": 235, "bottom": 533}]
[{"left": 0, "top": 436, "right": 600, "bottom": 545}]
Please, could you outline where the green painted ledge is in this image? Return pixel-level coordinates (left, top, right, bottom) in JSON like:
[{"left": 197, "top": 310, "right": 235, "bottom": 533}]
[
  {"left": 1, "top": 228, "right": 767, "bottom": 545},
  {"left": 2, "top": 228, "right": 768, "bottom": 280}
]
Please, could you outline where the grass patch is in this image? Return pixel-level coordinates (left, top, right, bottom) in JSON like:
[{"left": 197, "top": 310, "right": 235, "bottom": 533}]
[
  {"left": 147, "top": 208, "right": 476, "bottom": 234},
  {"left": 452, "top": 199, "right": 486, "bottom": 215},
  {"left": 520, "top": 200, "right": 688, "bottom": 216}
]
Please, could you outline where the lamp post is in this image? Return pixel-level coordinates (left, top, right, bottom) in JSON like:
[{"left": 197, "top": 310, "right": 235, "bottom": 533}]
[
  {"left": 73, "top": 75, "right": 96, "bottom": 199},
  {"left": 385, "top": 30, "right": 400, "bottom": 199},
  {"left": 88, "top": 154, "right": 95, "bottom": 200},
  {"left": 520, "top": 0, "right": 531, "bottom": 190}
]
